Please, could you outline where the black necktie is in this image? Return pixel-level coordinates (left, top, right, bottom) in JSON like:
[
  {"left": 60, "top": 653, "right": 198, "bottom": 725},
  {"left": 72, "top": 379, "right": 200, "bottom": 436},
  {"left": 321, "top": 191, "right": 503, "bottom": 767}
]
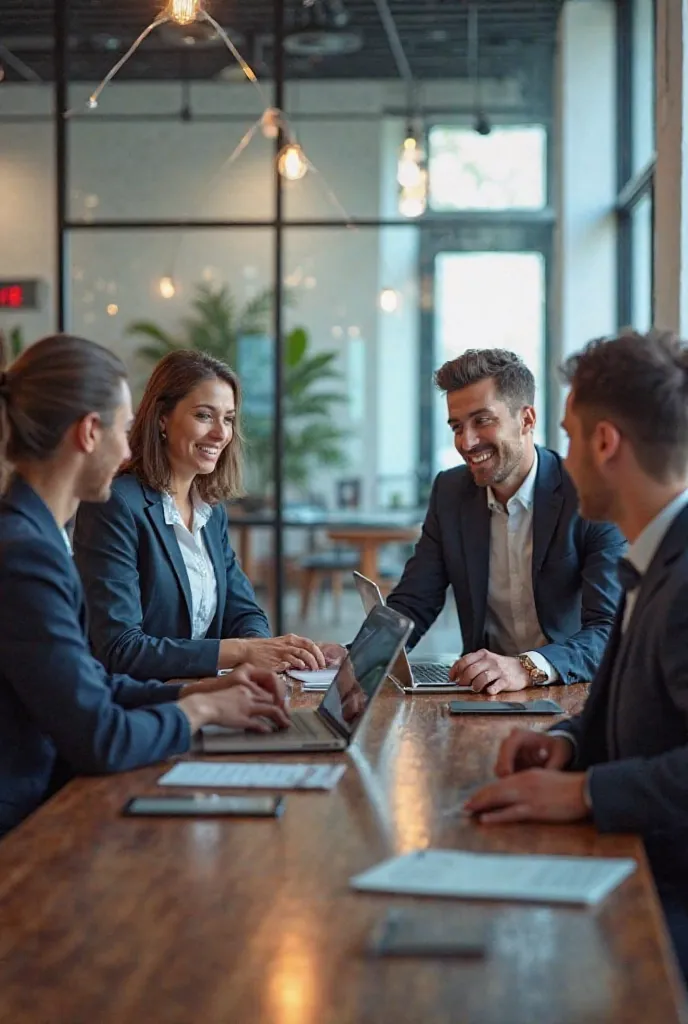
[{"left": 617, "top": 556, "right": 642, "bottom": 594}]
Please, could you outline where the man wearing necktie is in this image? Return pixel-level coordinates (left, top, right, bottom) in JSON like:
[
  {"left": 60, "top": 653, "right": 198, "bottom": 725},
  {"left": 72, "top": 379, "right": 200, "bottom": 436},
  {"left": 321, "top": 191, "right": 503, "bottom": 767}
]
[{"left": 465, "top": 329, "right": 688, "bottom": 978}]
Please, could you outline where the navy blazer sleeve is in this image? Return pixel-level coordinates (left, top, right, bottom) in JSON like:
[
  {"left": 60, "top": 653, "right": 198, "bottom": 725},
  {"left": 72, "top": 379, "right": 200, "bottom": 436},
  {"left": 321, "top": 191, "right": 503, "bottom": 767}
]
[
  {"left": 218, "top": 504, "right": 270, "bottom": 639},
  {"left": 386, "top": 476, "right": 450, "bottom": 648},
  {"left": 74, "top": 490, "right": 223, "bottom": 680},
  {"left": 1, "top": 537, "right": 190, "bottom": 774},
  {"left": 533, "top": 520, "right": 626, "bottom": 683}
]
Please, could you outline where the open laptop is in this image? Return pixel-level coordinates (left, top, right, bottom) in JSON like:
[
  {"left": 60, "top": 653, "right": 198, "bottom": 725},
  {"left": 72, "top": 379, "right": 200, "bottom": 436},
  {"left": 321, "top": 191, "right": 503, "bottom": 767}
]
[
  {"left": 353, "top": 571, "right": 469, "bottom": 694},
  {"left": 199, "top": 604, "right": 413, "bottom": 754}
]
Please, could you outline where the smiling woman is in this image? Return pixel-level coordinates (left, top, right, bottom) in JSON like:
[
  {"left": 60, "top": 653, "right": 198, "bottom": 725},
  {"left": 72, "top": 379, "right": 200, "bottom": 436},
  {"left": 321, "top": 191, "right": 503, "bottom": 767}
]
[{"left": 72, "top": 349, "right": 327, "bottom": 681}]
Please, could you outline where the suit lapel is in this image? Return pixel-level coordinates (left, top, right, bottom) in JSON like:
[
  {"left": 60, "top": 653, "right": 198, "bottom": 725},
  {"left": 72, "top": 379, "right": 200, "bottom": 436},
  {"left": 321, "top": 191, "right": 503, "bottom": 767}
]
[
  {"left": 204, "top": 513, "right": 226, "bottom": 634},
  {"left": 144, "top": 490, "right": 194, "bottom": 628},
  {"left": 531, "top": 447, "right": 564, "bottom": 577},
  {"left": 605, "top": 505, "right": 688, "bottom": 755},
  {"left": 459, "top": 484, "right": 490, "bottom": 647}
]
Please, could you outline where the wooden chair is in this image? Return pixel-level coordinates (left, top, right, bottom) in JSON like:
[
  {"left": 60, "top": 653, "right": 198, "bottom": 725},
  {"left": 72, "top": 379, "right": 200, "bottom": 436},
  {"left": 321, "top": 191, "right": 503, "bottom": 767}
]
[{"left": 299, "top": 547, "right": 360, "bottom": 621}]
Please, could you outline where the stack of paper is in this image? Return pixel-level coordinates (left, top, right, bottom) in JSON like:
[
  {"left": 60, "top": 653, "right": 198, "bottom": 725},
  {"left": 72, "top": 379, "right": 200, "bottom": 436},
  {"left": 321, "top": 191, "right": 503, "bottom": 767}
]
[
  {"left": 158, "top": 760, "right": 346, "bottom": 791},
  {"left": 350, "top": 850, "right": 636, "bottom": 906},
  {"left": 288, "top": 668, "right": 337, "bottom": 691}
]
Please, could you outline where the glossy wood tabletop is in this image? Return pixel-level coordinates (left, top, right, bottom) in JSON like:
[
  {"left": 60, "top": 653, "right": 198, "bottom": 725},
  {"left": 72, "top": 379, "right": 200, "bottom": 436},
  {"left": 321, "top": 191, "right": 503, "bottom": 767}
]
[{"left": 0, "top": 684, "right": 686, "bottom": 1024}]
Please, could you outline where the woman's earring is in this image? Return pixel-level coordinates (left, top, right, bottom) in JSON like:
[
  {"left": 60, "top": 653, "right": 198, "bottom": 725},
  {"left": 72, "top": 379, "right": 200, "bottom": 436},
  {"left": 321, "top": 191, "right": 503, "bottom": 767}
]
[{"left": 160, "top": 429, "right": 167, "bottom": 441}]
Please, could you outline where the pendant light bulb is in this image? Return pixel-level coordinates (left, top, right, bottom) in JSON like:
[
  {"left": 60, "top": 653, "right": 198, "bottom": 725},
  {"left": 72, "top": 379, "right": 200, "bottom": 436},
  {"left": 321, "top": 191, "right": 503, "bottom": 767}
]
[
  {"left": 169, "top": 0, "right": 201, "bottom": 25},
  {"left": 159, "top": 276, "right": 176, "bottom": 299},
  {"left": 277, "top": 142, "right": 308, "bottom": 181},
  {"left": 397, "top": 129, "right": 424, "bottom": 188}
]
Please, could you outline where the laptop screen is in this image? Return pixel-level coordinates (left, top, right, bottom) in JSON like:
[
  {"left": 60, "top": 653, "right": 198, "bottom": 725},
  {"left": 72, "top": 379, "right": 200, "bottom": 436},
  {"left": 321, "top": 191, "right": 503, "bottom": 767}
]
[{"left": 319, "top": 605, "right": 412, "bottom": 739}]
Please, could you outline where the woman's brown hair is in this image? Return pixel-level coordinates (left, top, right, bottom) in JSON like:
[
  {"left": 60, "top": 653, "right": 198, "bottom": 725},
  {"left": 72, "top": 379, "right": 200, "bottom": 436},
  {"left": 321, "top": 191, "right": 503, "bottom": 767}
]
[
  {"left": 0, "top": 331, "right": 127, "bottom": 493},
  {"left": 123, "top": 349, "right": 244, "bottom": 504}
]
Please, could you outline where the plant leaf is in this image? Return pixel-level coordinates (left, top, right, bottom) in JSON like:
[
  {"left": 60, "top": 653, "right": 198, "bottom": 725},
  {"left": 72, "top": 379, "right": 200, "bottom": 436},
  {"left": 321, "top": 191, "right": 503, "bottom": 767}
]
[{"left": 285, "top": 326, "right": 308, "bottom": 367}]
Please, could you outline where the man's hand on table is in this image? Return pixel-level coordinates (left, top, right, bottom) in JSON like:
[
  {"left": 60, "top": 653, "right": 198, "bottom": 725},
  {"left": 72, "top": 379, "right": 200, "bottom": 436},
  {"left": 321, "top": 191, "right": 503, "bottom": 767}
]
[
  {"left": 463, "top": 727, "right": 587, "bottom": 824},
  {"left": 449, "top": 651, "right": 531, "bottom": 694}
]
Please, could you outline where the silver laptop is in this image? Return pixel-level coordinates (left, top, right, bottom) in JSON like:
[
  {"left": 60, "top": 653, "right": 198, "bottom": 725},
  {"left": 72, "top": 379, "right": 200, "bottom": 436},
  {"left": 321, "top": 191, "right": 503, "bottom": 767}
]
[
  {"left": 352, "top": 571, "right": 469, "bottom": 694},
  {"left": 199, "top": 604, "right": 413, "bottom": 754}
]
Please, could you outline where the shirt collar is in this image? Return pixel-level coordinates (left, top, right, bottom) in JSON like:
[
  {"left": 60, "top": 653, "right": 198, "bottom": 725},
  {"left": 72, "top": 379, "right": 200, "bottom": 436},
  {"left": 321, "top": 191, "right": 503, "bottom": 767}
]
[
  {"left": 487, "top": 449, "right": 538, "bottom": 513},
  {"left": 161, "top": 490, "right": 213, "bottom": 531},
  {"left": 627, "top": 488, "right": 688, "bottom": 577}
]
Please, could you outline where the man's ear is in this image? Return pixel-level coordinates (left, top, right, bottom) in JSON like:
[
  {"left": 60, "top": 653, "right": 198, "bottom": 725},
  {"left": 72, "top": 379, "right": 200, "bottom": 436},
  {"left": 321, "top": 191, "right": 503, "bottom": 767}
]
[
  {"left": 72, "top": 412, "right": 102, "bottom": 455},
  {"left": 521, "top": 405, "right": 537, "bottom": 434},
  {"left": 593, "top": 420, "right": 622, "bottom": 465}
]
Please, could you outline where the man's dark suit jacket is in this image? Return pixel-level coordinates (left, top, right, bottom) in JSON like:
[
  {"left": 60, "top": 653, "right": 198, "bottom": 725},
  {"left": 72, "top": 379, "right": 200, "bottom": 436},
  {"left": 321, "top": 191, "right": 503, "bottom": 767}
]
[
  {"left": 386, "top": 446, "right": 626, "bottom": 682},
  {"left": 0, "top": 478, "right": 189, "bottom": 837},
  {"left": 73, "top": 474, "right": 271, "bottom": 682},
  {"left": 554, "top": 504, "right": 688, "bottom": 890}
]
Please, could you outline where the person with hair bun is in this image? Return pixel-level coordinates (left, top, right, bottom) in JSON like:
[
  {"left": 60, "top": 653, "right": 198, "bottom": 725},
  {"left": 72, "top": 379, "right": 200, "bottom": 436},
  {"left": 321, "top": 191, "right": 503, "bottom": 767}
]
[
  {"left": 73, "top": 349, "right": 333, "bottom": 681},
  {"left": 0, "top": 333, "right": 288, "bottom": 837}
]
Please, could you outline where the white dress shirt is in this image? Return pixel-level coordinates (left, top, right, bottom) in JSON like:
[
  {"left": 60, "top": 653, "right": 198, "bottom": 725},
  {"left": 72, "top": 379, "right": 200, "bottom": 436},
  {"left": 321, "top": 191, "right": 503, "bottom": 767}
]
[
  {"left": 622, "top": 488, "right": 688, "bottom": 631},
  {"left": 484, "top": 451, "right": 557, "bottom": 682},
  {"left": 162, "top": 491, "right": 218, "bottom": 640}
]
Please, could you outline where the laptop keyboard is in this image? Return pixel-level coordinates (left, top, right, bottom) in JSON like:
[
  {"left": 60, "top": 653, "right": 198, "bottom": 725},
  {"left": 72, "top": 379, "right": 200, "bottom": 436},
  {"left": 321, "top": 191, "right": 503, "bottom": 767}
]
[
  {"left": 289, "top": 711, "right": 324, "bottom": 739},
  {"left": 412, "top": 663, "right": 451, "bottom": 685}
]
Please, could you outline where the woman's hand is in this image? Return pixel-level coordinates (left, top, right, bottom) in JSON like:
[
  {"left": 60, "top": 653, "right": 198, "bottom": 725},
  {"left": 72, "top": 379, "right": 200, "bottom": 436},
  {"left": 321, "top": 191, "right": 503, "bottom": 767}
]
[
  {"left": 220, "top": 635, "right": 327, "bottom": 673},
  {"left": 180, "top": 666, "right": 286, "bottom": 705},
  {"left": 179, "top": 668, "right": 291, "bottom": 734}
]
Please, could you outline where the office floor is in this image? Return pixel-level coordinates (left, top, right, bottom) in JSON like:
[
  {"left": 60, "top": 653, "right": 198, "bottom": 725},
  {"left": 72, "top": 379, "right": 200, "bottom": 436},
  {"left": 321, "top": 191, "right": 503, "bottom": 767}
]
[{"left": 280, "top": 584, "right": 462, "bottom": 656}]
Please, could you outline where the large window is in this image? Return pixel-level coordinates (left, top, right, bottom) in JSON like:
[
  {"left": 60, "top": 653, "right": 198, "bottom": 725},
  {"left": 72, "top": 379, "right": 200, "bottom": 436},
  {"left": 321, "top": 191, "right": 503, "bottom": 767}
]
[
  {"left": 36, "top": 3, "right": 559, "bottom": 637},
  {"left": 429, "top": 125, "right": 547, "bottom": 211},
  {"left": 616, "top": 0, "right": 655, "bottom": 327},
  {"left": 432, "top": 250, "right": 546, "bottom": 473},
  {"left": 421, "top": 123, "right": 553, "bottom": 482}
]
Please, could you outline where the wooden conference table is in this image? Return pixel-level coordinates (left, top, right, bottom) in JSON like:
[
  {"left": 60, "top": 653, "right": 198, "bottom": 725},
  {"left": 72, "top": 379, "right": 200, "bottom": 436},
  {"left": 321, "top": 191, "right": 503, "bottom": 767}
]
[{"left": 0, "top": 684, "right": 685, "bottom": 1024}]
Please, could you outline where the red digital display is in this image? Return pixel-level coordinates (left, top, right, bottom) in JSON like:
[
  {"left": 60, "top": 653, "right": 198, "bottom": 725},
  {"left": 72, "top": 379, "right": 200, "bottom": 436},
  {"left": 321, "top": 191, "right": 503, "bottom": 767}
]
[
  {"left": 0, "top": 285, "right": 24, "bottom": 308},
  {"left": 0, "top": 280, "right": 40, "bottom": 311}
]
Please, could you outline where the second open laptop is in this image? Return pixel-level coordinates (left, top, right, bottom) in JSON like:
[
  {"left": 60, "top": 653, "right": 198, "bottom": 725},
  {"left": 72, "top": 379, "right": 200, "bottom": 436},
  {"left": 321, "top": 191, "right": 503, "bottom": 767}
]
[
  {"left": 199, "top": 604, "right": 413, "bottom": 754},
  {"left": 352, "top": 571, "right": 469, "bottom": 694}
]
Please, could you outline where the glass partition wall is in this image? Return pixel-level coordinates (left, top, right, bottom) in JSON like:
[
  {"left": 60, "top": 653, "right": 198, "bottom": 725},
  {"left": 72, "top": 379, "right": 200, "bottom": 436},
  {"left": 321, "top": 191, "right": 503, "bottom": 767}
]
[{"left": 55, "top": 0, "right": 557, "bottom": 635}]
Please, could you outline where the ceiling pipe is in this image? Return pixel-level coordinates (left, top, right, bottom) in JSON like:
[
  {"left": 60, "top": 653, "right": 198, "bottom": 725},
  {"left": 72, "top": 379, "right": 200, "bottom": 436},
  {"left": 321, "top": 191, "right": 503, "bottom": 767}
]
[
  {"left": 0, "top": 42, "right": 43, "bottom": 81},
  {"left": 371, "top": 0, "right": 415, "bottom": 110}
]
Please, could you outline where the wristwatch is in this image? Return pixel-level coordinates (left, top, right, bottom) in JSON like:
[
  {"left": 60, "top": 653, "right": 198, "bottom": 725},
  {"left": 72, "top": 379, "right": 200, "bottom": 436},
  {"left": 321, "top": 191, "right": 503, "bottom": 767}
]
[{"left": 518, "top": 654, "right": 549, "bottom": 686}]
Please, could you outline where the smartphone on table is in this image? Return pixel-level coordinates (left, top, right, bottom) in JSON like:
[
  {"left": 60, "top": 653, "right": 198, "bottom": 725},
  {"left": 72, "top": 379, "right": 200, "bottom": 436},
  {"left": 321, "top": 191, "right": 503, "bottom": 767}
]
[{"left": 123, "top": 794, "right": 284, "bottom": 817}]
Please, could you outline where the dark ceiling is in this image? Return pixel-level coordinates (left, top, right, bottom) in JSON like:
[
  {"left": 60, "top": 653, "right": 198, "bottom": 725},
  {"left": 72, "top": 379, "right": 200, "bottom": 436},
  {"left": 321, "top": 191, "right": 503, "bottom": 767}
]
[{"left": 0, "top": 0, "right": 563, "bottom": 83}]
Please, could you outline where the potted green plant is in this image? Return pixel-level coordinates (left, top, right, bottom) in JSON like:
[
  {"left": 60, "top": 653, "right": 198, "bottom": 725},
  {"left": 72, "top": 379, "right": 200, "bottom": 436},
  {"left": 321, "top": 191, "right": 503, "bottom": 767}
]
[
  {"left": 127, "top": 283, "right": 347, "bottom": 499},
  {"left": 0, "top": 325, "right": 25, "bottom": 360}
]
